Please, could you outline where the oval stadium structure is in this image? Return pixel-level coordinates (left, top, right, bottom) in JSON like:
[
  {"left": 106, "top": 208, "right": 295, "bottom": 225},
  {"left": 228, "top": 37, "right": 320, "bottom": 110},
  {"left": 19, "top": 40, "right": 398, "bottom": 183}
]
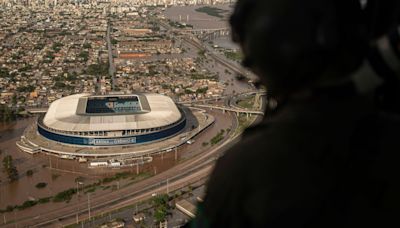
[{"left": 37, "top": 93, "right": 186, "bottom": 146}]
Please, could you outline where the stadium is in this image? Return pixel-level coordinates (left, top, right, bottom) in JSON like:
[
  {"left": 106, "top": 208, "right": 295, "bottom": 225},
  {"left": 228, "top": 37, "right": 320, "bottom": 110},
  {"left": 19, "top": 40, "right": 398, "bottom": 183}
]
[{"left": 37, "top": 93, "right": 186, "bottom": 146}]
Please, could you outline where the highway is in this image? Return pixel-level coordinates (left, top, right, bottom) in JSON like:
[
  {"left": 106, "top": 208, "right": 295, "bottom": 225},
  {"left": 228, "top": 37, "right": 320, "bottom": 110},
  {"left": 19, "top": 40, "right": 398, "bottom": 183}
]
[
  {"left": 106, "top": 21, "right": 116, "bottom": 91},
  {"left": 184, "top": 36, "right": 247, "bottom": 76},
  {"left": 2, "top": 110, "right": 240, "bottom": 227},
  {"left": 67, "top": 20, "right": 266, "bottom": 227},
  {"left": 1, "top": 21, "right": 265, "bottom": 227},
  {"left": 158, "top": 19, "right": 249, "bottom": 78},
  {"left": 190, "top": 104, "right": 264, "bottom": 115}
]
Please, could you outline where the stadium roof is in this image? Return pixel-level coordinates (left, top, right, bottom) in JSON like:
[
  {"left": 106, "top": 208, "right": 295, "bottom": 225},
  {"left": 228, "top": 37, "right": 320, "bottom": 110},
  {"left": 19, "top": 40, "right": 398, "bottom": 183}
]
[{"left": 43, "top": 93, "right": 182, "bottom": 132}]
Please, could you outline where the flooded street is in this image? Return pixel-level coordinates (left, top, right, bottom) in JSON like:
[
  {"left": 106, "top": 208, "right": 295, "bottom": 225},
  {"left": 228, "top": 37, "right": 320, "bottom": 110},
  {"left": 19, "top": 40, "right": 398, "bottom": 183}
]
[
  {"left": 0, "top": 118, "right": 96, "bottom": 207},
  {"left": 0, "top": 118, "right": 179, "bottom": 208},
  {"left": 0, "top": 3, "right": 241, "bottom": 220},
  {"left": 0, "top": 108, "right": 233, "bottom": 218},
  {"left": 163, "top": 4, "right": 233, "bottom": 29}
]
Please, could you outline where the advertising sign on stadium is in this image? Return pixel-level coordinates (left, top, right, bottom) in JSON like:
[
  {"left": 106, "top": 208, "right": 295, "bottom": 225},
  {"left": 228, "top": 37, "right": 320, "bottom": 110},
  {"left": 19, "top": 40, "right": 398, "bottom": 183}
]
[{"left": 88, "top": 137, "right": 137, "bottom": 145}]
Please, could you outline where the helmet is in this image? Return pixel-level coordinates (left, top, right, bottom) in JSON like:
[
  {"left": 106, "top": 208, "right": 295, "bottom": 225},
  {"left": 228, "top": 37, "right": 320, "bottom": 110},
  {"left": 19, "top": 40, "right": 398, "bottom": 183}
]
[{"left": 230, "top": 0, "right": 368, "bottom": 95}]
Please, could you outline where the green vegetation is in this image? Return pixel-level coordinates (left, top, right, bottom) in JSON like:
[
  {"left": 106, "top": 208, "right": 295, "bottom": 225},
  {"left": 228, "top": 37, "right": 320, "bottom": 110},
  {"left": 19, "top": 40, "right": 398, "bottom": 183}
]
[
  {"left": 53, "top": 188, "right": 77, "bottom": 203},
  {"left": 161, "top": 84, "right": 171, "bottom": 90},
  {"left": 84, "top": 187, "right": 97, "bottom": 193},
  {"left": 202, "top": 142, "right": 209, "bottom": 147},
  {"left": 38, "top": 197, "right": 52, "bottom": 204},
  {"left": 34, "top": 43, "right": 45, "bottom": 50},
  {"left": 102, "top": 171, "right": 131, "bottom": 184},
  {"left": 0, "top": 196, "right": 53, "bottom": 212},
  {"left": 43, "top": 51, "right": 55, "bottom": 63},
  {"left": 237, "top": 96, "right": 255, "bottom": 109},
  {"left": 0, "top": 66, "right": 9, "bottom": 77},
  {"left": 0, "top": 171, "right": 153, "bottom": 212},
  {"left": 17, "top": 85, "right": 35, "bottom": 93},
  {"left": 35, "top": 182, "right": 47, "bottom": 189},
  {"left": 18, "top": 64, "right": 32, "bottom": 72},
  {"left": 224, "top": 69, "right": 232, "bottom": 75},
  {"left": 52, "top": 42, "right": 63, "bottom": 52},
  {"left": 66, "top": 72, "right": 78, "bottom": 81},
  {"left": 26, "top": 170, "right": 33, "bottom": 176},
  {"left": 5, "top": 205, "right": 14, "bottom": 213},
  {"left": 196, "top": 87, "right": 208, "bottom": 94},
  {"left": 224, "top": 50, "right": 243, "bottom": 62},
  {"left": 83, "top": 43, "right": 91, "bottom": 49},
  {"left": 11, "top": 53, "right": 21, "bottom": 60},
  {"left": 52, "top": 173, "right": 60, "bottom": 180},
  {"left": 235, "top": 73, "right": 248, "bottom": 82},
  {"left": 210, "top": 129, "right": 225, "bottom": 146},
  {"left": 54, "top": 81, "right": 73, "bottom": 90},
  {"left": 168, "top": 20, "right": 193, "bottom": 29},
  {"left": 2, "top": 155, "right": 18, "bottom": 182},
  {"left": 18, "top": 200, "right": 38, "bottom": 210},
  {"left": 184, "top": 88, "right": 195, "bottom": 94},
  {"left": 235, "top": 114, "right": 257, "bottom": 136},
  {"left": 86, "top": 63, "right": 109, "bottom": 75},
  {"left": 195, "top": 6, "right": 228, "bottom": 18},
  {"left": 153, "top": 194, "right": 169, "bottom": 223},
  {"left": 0, "top": 105, "right": 17, "bottom": 122},
  {"left": 125, "top": 172, "right": 153, "bottom": 187},
  {"left": 197, "top": 49, "right": 206, "bottom": 56},
  {"left": 78, "top": 51, "right": 89, "bottom": 62}
]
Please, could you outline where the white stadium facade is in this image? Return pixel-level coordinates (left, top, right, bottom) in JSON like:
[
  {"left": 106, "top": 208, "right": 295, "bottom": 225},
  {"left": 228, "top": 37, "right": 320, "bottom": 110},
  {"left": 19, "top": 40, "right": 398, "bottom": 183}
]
[{"left": 37, "top": 93, "right": 186, "bottom": 146}]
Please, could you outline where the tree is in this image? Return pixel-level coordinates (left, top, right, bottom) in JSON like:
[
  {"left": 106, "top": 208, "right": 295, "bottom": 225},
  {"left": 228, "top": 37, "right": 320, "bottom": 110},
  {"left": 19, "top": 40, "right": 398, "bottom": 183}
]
[
  {"left": 152, "top": 194, "right": 169, "bottom": 223},
  {"left": 0, "top": 105, "right": 17, "bottom": 123},
  {"left": 2, "top": 155, "right": 18, "bottom": 182},
  {"left": 35, "top": 182, "right": 47, "bottom": 189},
  {"left": 83, "top": 43, "right": 91, "bottom": 49},
  {"left": 26, "top": 170, "right": 33, "bottom": 176}
]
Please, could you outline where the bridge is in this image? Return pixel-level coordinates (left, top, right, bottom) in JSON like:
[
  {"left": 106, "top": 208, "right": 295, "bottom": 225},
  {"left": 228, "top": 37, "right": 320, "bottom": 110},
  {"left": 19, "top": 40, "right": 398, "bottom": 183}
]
[
  {"left": 189, "top": 104, "right": 264, "bottom": 117},
  {"left": 178, "top": 90, "right": 266, "bottom": 104},
  {"left": 172, "top": 27, "right": 230, "bottom": 41},
  {"left": 172, "top": 28, "right": 229, "bottom": 33},
  {"left": 24, "top": 91, "right": 266, "bottom": 114},
  {"left": 26, "top": 107, "right": 48, "bottom": 114}
]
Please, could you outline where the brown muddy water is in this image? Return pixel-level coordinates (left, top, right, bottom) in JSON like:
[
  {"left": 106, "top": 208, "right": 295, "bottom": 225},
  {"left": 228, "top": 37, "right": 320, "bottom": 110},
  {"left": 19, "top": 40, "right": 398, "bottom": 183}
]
[{"left": 0, "top": 118, "right": 181, "bottom": 208}]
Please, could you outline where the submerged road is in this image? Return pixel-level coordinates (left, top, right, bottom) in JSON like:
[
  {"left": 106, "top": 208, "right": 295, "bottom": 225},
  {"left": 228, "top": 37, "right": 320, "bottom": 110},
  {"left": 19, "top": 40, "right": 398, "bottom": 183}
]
[{"left": 1, "top": 111, "right": 239, "bottom": 227}]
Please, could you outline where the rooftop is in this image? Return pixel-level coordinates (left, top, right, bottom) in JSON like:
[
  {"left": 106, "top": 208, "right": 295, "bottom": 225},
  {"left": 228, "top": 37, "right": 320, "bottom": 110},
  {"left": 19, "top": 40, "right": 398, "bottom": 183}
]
[{"left": 43, "top": 93, "right": 182, "bottom": 132}]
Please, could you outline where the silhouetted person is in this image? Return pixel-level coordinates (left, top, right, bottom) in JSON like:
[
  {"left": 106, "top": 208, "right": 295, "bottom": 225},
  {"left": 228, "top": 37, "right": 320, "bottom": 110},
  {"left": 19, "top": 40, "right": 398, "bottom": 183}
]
[{"left": 188, "top": 0, "right": 400, "bottom": 227}]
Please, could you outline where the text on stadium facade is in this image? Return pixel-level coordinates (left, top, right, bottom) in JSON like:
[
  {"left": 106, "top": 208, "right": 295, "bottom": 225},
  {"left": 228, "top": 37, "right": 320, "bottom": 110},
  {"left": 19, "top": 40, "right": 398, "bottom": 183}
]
[{"left": 88, "top": 137, "right": 137, "bottom": 145}]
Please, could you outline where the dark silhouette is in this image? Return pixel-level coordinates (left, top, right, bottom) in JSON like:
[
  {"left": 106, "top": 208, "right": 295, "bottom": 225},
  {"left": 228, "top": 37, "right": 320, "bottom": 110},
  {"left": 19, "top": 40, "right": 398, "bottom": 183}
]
[{"left": 189, "top": 0, "right": 400, "bottom": 227}]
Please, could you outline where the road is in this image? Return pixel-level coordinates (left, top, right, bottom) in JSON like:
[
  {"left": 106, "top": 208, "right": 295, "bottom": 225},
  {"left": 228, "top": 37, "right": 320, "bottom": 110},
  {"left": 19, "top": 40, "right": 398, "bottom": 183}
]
[
  {"left": 106, "top": 21, "right": 115, "bottom": 91},
  {"left": 70, "top": 165, "right": 213, "bottom": 228},
  {"left": 1, "top": 110, "right": 239, "bottom": 227},
  {"left": 159, "top": 20, "right": 244, "bottom": 75},
  {"left": 2, "top": 21, "right": 264, "bottom": 228}
]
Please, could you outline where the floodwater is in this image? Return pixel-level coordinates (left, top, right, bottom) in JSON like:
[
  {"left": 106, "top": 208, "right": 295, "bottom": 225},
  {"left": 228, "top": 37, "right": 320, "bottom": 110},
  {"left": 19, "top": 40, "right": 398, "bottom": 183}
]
[
  {"left": 163, "top": 4, "right": 233, "bottom": 29},
  {"left": 212, "top": 36, "right": 239, "bottom": 50},
  {"left": 0, "top": 108, "right": 233, "bottom": 217},
  {"left": 0, "top": 118, "right": 180, "bottom": 208},
  {"left": 0, "top": 118, "right": 96, "bottom": 207}
]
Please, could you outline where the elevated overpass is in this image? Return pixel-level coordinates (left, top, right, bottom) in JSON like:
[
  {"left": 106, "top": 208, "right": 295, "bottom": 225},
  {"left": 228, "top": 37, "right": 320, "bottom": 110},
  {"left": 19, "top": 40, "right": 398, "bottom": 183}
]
[
  {"left": 189, "top": 104, "right": 264, "bottom": 116},
  {"left": 173, "top": 28, "right": 230, "bottom": 41},
  {"left": 26, "top": 107, "right": 48, "bottom": 114}
]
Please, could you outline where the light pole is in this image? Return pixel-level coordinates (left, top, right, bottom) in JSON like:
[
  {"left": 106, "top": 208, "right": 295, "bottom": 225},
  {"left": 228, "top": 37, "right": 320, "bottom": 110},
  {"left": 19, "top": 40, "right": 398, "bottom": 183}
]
[
  {"left": 166, "top": 178, "right": 169, "bottom": 194},
  {"left": 87, "top": 193, "right": 91, "bottom": 221}
]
